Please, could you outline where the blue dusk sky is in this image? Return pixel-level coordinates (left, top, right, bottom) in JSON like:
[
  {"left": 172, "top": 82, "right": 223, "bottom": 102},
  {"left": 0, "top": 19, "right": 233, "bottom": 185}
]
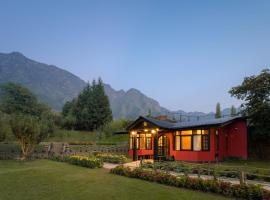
[{"left": 0, "top": 0, "right": 269, "bottom": 112}]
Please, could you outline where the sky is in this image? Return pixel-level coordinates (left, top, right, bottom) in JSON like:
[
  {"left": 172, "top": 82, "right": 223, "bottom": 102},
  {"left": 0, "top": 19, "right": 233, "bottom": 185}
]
[{"left": 0, "top": 0, "right": 269, "bottom": 112}]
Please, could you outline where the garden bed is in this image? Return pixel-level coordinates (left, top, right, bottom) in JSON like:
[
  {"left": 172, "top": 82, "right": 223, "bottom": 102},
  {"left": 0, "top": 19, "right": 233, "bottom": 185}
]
[{"left": 111, "top": 166, "right": 270, "bottom": 200}]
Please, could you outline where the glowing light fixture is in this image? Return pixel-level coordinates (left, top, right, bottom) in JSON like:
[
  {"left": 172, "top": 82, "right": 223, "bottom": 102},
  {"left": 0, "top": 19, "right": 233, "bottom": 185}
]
[
  {"left": 144, "top": 129, "right": 148, "bottom": 132},
  {"left": 151, "top": 129, "right": 156, "bottom": 134},
  {"left": 131, "top": 131, "right": 136, "bottom": 135}
]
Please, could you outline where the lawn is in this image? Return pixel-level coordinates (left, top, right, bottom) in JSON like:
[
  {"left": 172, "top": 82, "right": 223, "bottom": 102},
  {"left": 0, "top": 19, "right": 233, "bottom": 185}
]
[{"left": 0, "top": 160, "right": 230, "bottom": 200}]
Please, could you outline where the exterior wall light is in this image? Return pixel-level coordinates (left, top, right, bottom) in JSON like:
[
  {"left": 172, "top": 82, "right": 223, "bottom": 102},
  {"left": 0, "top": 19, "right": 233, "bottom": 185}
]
[
  {"left": 144, "top": 129, "right": 148, "bottom": 132},
  {"left": 151, "top": 130, "right": 156, "bottom": 134},
  {"left": 131, "top": 131, "right": 136, "bottom": 135}
]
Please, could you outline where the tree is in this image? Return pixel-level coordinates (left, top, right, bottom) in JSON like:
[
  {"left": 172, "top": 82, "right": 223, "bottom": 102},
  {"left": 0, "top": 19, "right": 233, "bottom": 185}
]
[
  {"left": 0, "top": 83, "right": 42, "bottom": 116},
  {"left": 215, "top": 102, "right": 221, "bottom": 118},
  {"left": 0, "top": 112, "right": 9, "bottom": 142},
  {"left": 0, "top": 83, "right": 54, "bottom": 159},
  {"left": 10, "top": 114, "right": 52, "bottom": 160},
  {"left": 229, "top": 69, "right": 270, "bottom": 158},
  {"left": 230, "top": 105, "right": 237, "bottom": 117},
  {"left": 146, "top": 109, "right": 152, "bottom": 117},
  {"left": 62, "top": 78, "right": 113, "bottom": 131}
]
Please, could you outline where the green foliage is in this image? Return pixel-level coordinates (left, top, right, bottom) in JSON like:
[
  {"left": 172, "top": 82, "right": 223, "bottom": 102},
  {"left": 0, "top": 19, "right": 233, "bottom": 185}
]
[
  {"left": 10, "top": 114, "right": 52, "bottom": 159},
  {"left": 141, "top": 161, "right": 270, "bottom": 183},
  {"left": 0, "top": 83, "right": 55, "bottom": 159},
  {"left": 111, "top": 166, "right": 270, "bottom": 200},
  {"left": 62, "top": 78, "right": 112, "bottom": 131},
  {"left": 98, "top": 119, "right": 130, "bottom": 137},
  {"left": 229, "top": 69, "right": 270, "bottom": 157},
  {"left": 146, "top": 109, "right": 152, "bottom": 117},
  {"left": 50, "top": 155, "right": 103, "bottom": 168},
  {"left": 96, "top": 153, "right": 127, "bottom": 164},
  {"left": 0, "top": 111, "right": 10, "bottom": 141},
  {"left": 0, "top": 82, "right": 46, "bottom": 117},
  {"left": 230, "top": 105, "right": 237, "bottom": 117},
  {"left": 215, "top": 102, "right": 221, "bottom": 118}
]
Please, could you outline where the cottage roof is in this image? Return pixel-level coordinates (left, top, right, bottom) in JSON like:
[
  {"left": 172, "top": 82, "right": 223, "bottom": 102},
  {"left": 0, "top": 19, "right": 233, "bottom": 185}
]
[{"left": 127, "top": 116, "right": 246, "bottom": 130}]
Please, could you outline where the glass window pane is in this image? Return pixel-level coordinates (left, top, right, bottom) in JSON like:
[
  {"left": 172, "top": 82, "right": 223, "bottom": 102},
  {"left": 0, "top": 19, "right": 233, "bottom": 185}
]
[
  {"left": 181, "top": 136, "right": 192, "bottom": 150},
  {"left": 140, "top": 134, "right": 145, "bottom": 150},
  {"left": 146, "top": 137, "right": 152, "bottom": 150},
  {"left": 202, "top": 129, "right": 209, "bottom": 135},
  {"left": 192, "top": 130, "right": 201, "bottom": 134},
  {"left": 193, "top": 135, "right": 202, "bottom": 151},
  {"left": 176, "top": 131, "right": 180, "bottom": 135},
  {"left": 175, "top": 136, "right": 180, "bottom": 150},
  {"left": 181, "top": 130, "right": 192, "bottom": 135},
  {"left": 202, "top": 135, "right": 209, "bottom": 150}
]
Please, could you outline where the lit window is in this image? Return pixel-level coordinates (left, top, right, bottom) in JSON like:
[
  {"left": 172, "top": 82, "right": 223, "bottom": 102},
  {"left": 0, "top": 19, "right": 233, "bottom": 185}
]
[
  {"left": 181, "top": 136, "right": 192, "bottom": 150},
  {"left": 174, "top": 129, "right": 210, "bottom": 151}
]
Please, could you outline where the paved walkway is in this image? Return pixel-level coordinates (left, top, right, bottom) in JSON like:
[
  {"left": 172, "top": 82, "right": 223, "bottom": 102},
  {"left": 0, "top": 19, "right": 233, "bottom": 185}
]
[{"left": 103, "top": 161, "right": 270, "bottom": 191}]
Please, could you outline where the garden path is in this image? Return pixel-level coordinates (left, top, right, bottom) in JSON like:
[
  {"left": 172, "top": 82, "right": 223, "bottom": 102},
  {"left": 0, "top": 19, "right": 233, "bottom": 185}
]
[{"left": 103, "top": 160, "right": 270, "bottom": 191}]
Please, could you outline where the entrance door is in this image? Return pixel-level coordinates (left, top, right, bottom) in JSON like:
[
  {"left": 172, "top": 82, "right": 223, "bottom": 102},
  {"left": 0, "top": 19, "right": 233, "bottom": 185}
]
[{"left": 158, "top": 135, "right": 170, "bottom": 159}]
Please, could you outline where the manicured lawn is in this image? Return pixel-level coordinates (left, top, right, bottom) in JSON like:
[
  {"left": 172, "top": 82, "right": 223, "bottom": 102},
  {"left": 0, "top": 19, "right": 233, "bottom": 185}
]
[{"left": 0, "top": 160, "right": 230, "bottom": 200}]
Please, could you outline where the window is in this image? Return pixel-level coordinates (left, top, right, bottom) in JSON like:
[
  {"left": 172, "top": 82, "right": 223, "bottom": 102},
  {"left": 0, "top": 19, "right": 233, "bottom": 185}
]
[
  {"left": 180, "top": 130, "right": 192, "bottom": 151},
  {"left": 146, "top": 134, "right": 152, "bottom": 150},
  {"left": 129, "top": 132, "right": 152, "bottom": 150},
  {"left": 174, "top": 129, "right": 210, "bottom": 151},
  {"left": 175, "top": 131, "right": 181, "bottom": 150}
]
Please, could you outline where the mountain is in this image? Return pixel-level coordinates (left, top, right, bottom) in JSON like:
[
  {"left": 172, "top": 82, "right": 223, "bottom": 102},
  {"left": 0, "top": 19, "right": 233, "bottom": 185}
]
[
  {"left": 0, "top": 52, "right": 168, "bottom": 118},
  {"left": 0, "top": 52, "right": 237, "bottom": 120},
  {"left": 0, "top": 52, "right": 86, "bottom": 111}
]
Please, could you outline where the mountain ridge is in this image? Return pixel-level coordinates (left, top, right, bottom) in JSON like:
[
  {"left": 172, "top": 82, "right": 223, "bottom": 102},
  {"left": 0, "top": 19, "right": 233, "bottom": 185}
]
[{"left": 0, "top": 52, "right": 236, "bottom": 119}]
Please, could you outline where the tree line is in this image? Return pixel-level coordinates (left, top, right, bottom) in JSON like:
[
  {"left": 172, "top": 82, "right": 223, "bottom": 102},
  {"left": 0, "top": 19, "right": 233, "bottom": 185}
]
[{"left": 0, "top": 78, "right": 113, "bottom": 159}]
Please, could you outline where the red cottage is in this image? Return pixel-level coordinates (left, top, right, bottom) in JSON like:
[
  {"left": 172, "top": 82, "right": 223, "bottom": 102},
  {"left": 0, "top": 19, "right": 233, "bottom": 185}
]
[{"left": 127, "top": 116, "right": 247, "bottom": 162}]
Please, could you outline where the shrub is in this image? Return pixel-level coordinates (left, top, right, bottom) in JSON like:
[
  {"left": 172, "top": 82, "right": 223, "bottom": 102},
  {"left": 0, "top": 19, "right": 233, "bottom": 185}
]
[
  {"left": 96, "top": 153, "right": 127, "bottom": 164},
  {"left": 110, "top": 166, "right": 270, "bottom": 200},
  {"left": 50, "top": 155, "right": 103, "bottom": 168}
]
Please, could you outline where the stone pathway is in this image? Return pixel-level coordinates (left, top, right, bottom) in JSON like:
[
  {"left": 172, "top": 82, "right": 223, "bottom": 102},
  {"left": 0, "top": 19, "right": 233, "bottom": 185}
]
[{"left": 103, "top": 160, "right": 270, "bottom": 191}]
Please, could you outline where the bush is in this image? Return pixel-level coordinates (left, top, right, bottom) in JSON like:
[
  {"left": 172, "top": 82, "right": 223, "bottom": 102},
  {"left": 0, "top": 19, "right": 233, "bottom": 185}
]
[
  {"left": 50, "top": 155, "right": 103, "bottom": 168},
  {"left": 110, "top": 166, "right": 270, "bottom": 200},
  {"left": 96, "top": 153, "right": 127, "bottom": 164}
]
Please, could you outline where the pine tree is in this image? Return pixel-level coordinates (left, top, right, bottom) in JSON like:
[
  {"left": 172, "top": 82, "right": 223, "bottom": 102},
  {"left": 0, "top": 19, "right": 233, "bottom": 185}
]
[
  {"left": 215, "top": 102, "right": 221, "bottom": 118},
  {"left": 230, "top": 105, "right": 237, "bottom": 117},
  {"left": 63, "top": 78, "right": 112, "bottom": 131}
]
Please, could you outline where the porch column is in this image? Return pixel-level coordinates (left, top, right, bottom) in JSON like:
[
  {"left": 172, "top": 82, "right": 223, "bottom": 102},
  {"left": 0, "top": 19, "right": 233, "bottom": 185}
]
[
  {"left": 153, "top": 134, "right": 158, "bottom": 161},
  {"left": 132, "top": 134, "right": 137, "bottom": 161}
]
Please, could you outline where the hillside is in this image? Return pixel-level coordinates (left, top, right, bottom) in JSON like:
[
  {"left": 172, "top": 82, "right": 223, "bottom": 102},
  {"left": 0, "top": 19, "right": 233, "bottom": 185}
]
[
  {"left": 0, "top": 52, "right": 168, "bottom": 118},
  {"left": 0, "top": 52, "right": 236, "bottom": 119}
]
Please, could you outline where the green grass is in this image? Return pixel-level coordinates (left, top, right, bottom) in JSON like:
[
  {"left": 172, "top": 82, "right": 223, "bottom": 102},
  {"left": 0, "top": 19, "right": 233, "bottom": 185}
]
[
  {"left": 0, "top": 160, "right": 230, "bottom": 200},
  {"left": 45, "top": 129, "right": 128, "bottom": 144}
]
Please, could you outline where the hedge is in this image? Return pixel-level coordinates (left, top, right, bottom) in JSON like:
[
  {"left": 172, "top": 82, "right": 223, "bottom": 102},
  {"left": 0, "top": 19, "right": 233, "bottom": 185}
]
[
  {"left": 111, "top": 166, "right": 270, "bottom": 200},
  {"left": 50, "top": 155, "right": 103, "bottom": 168},
  {"left": 96, "top": 153, "right": 127, "bottom": 164}
]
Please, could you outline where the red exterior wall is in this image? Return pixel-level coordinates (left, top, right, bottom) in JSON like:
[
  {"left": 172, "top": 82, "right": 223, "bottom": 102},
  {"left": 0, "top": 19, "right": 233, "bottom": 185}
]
[
  {"left": 129, "top": 120, "right": 247, "bottom": 161},
  {"left": 171, "top": 129, "right": 216, "bottom": 162},
  {"left": 218, "top": 120, "right": 247, "bottom": 160}
]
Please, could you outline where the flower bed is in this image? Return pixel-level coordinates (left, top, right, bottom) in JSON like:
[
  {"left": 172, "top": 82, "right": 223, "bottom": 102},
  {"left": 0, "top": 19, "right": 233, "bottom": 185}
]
[
  {"left": 142, "top": 161, "right": 270, "bottom": 182},
  {"left": 50, "top": 155, "right": 103, "bottom": 168},
  {"left": 96, "top": 153, "right": 127, "bottom": 164},
  {"left": 111, "top": 166, "right": 270, "bottom": 200}
]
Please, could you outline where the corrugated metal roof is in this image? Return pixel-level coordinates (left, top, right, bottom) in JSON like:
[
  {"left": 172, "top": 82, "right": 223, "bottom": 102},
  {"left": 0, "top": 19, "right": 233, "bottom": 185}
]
[{"left": 127, "top": 116, "right": 245, "bottom": 130}]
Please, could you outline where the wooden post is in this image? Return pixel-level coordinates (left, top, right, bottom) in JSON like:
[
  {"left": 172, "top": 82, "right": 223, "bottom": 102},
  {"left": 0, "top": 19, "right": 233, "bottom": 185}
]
[
  {"left": 153, "top": 135, "right": 159, "bottom": 161},
  {"left": 239, "top": 171, "right": 246, "bottom": 185},
  {"left": 132, "top": 135, "right": 137, "bottom": 161}
]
